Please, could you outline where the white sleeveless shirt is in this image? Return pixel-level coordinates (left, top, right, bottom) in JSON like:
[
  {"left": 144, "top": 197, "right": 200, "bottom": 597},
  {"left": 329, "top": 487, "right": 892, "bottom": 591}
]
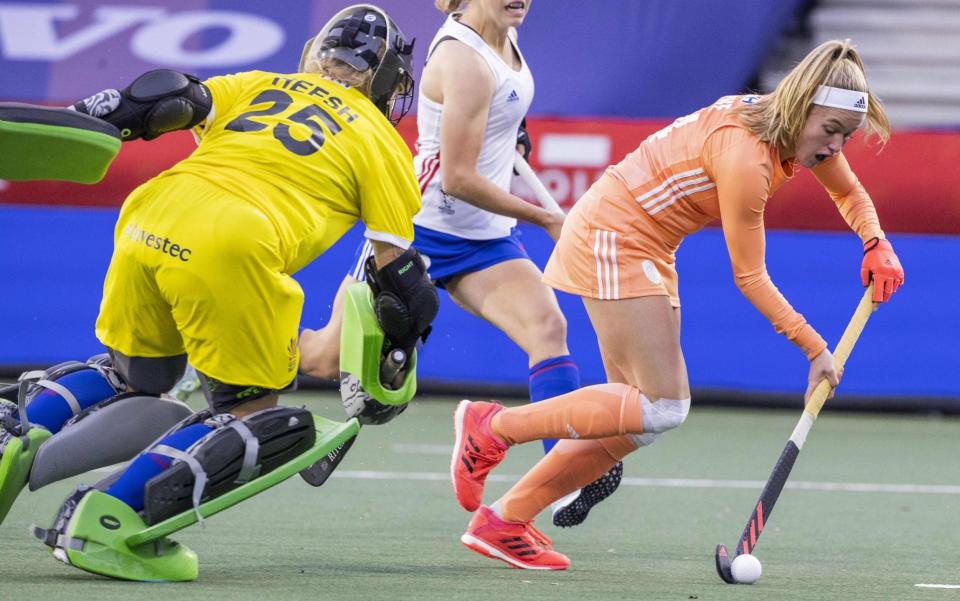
[{"left": 412, "top": 14, "right": 535, "bottom": 240}]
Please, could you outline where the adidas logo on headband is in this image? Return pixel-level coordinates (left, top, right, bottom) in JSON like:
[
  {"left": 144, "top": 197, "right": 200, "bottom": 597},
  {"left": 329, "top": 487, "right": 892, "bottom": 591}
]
[{"left": 812, "top": 85, "right": 869, "bottom": 113}]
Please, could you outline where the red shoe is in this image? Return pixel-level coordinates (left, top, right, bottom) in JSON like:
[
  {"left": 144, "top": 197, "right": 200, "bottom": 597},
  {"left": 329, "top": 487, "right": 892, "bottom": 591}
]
[
  {"left": 460, "top": 505, "right": 570, "bottom": 570},
  {"left": 451, "top": 400, "right": 507, "bottom": 512}
]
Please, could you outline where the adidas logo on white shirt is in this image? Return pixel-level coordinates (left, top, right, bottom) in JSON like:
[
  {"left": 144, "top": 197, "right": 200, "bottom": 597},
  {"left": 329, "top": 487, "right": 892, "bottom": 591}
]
[{"left": 506, "top": 90, "right": 520, "bottom": 103}]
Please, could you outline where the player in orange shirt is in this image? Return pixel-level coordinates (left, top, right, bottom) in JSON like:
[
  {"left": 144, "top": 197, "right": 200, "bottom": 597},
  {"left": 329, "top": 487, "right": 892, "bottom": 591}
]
[{"left": 449, "top": 40, "right": 905, "bottom": 570}]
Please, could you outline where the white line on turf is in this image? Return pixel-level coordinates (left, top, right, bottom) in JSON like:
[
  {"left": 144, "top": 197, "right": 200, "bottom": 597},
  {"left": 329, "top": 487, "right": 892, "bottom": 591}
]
[
  {"left": 915, "top": 584, "right": 960, "bottom": 589},
  {"left": 332, "top": 470, "right": 960, "bottom": 495}
]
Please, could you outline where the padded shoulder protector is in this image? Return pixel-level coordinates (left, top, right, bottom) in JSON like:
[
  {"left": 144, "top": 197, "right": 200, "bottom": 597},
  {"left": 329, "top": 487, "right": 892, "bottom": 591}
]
[
  {"left": 74, "top": 69, "right": 211, "bottom": 141},
  {"left": 127, "top": 70, "right": 195, "bottom": 100}
]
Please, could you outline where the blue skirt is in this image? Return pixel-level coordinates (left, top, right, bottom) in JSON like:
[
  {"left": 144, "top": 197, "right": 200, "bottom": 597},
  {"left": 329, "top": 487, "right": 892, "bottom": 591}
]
[{"left": 347, "top": 225, "right": 530, "bottom": 289}]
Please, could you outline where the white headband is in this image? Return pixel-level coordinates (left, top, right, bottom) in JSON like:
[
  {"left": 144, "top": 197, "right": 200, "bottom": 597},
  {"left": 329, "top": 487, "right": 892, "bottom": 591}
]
[{"left": 812, "top": 85, "right": 868, "bottom": 113}]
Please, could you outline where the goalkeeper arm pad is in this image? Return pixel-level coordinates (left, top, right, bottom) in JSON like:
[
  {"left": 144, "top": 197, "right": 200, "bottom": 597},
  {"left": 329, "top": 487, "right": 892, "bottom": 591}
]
[{"left": 72, "top": 69, "right": 212, "bottom": 141}]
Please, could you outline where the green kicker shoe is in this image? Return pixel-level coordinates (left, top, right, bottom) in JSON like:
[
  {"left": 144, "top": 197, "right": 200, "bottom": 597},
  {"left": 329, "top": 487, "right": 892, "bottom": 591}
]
[
  {"left": 43, "top": 490, "right": 198, "bottom": 582},
  {"left": 35, "top": 414, "right": 360, "bottom": 582},
  {"left": 0, "top": 427, "right": 51, "bottom": 524}
]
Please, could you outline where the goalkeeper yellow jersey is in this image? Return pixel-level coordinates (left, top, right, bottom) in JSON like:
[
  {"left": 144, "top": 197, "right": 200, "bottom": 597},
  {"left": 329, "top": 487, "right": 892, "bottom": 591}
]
[{"left": 159, "top": 70, "right": 419, "bottom": 274}]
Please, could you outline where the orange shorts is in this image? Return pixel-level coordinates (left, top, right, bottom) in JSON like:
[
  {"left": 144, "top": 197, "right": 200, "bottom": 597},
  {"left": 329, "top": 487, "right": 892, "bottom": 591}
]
[{"left": 543, "top": 174, "right": 681, "bottom": 307}]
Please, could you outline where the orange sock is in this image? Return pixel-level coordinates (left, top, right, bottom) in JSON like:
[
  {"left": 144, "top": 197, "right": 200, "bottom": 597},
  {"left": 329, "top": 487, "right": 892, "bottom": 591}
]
[
  {"left": 499, "top": 436, "right": 638, "bottom": 523},
  {"left": 490, "top": 383, "right": 644, "bottom": 446}
]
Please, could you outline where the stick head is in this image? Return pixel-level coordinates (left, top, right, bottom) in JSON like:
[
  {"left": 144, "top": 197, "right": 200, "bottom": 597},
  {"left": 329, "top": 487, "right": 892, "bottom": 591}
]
[{"left": 715, "top": 544, "right": 737, "bottom": 584}]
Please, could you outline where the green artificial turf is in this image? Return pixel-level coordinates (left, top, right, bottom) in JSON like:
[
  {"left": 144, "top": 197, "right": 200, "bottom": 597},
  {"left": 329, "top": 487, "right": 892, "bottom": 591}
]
[{"left": 1, "top": 392, "right": 956, "bottom": 600}]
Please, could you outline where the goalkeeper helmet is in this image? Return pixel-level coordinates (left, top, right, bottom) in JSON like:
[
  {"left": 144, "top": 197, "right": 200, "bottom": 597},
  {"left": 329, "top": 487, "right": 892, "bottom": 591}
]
[{"left": 300, "top": 4, "right": 415, "bottom": 126}]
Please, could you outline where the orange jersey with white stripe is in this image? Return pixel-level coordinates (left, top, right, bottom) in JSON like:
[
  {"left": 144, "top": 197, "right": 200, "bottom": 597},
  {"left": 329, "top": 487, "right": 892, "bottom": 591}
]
[{"left": 548, "top": 95, "right": 884, "bottom": 358}]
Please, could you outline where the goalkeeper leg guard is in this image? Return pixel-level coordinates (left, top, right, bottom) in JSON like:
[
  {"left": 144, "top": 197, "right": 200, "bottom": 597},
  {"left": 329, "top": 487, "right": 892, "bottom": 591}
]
[
  {"left": 140, "top": 406, "right": 315, "bottom": 525},
  {"left": 0, "top": 357, "right": 190, "bottom": 525},
  {"left": 32, "top": 411, "right": 359, "bottom": 581}
]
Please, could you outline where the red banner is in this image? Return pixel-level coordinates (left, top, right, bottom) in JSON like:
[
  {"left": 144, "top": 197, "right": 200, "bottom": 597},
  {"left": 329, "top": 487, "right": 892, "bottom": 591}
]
[
  {"left": 518, "top": 119, "right": 960, "bottom": 235},
  {"left": 2, "top": 117, "right": 957, "bottom": 234}
]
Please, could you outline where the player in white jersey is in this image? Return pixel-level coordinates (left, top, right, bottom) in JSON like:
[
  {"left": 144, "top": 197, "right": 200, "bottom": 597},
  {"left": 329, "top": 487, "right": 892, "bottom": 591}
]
[{"left": 299, "top": 0, "right": 624, "bottom": 530}]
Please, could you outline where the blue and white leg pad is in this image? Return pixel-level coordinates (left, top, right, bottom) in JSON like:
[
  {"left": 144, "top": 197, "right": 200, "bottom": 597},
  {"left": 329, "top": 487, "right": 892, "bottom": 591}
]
[
  {"left": 29, "top": 392, "right": 193, "bottom": 490},
  {"left": 8, "top": 355, "right": 123, "bottom": 435}
]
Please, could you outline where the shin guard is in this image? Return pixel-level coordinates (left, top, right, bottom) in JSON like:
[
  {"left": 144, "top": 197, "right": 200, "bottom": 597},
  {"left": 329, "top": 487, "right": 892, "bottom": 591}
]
[
  {"left": 492, "top": 383, "right": 645, "bottom": 445},
  {"left": 0, "top": 357, "right": 144, "bottom": 525},
  {"left": 29, "top": 393, "right": 193, "bottom": 490},
  {"left": 142, "top": 406, "right": 316, "bottom": 525},
  {"left": 32, "top": 414, "right": 360, "bottom": 582}
]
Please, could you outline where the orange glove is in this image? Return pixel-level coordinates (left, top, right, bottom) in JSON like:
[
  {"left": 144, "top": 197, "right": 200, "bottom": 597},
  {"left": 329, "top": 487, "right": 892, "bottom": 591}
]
[{"left": 861, "top": 237, "right": 904, "bottom": 303}]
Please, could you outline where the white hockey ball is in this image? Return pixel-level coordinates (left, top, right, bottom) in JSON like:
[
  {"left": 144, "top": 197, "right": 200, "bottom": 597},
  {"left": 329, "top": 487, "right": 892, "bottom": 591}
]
[{"left": 731, "top": 553, "right": 762, "bottom": 584}]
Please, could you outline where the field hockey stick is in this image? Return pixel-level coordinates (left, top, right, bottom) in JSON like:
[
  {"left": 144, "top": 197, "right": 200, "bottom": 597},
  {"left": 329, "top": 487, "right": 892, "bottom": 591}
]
[
  {"left": 715, "top": 284, "right": 876, "bottom": 584},
  {"left": 301, "top": 347, "right": 405, "bottom": 486},
  {"left": 514, "top": 151, "right": 564, "bottom": 214}
]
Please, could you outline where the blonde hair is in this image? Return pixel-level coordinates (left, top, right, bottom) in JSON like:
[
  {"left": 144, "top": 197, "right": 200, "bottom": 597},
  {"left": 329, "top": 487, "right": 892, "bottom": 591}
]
[
  {"left": 318, "top": 58, "right": 374, "bottom": 96},
  {"left": 300, "top": 39, "right": 374, "bottom": 96},
  {"left": 435, "top": 0, "right": 465, "bottom": 15},
  {"left": 735, "top": 39, "right": 890, "bottom": 154}
]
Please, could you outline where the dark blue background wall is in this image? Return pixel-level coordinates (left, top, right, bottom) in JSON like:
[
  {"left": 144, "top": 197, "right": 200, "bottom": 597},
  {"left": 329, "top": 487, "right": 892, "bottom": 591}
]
[
  {"left": 1, "top": 205, "right": 955, "bottom": 400},
  {"left": 519, "top": 0, "right": 808, "bottom": 118},
  {"left": 0, "top": 0, "right": 807, "bottom": 118}
]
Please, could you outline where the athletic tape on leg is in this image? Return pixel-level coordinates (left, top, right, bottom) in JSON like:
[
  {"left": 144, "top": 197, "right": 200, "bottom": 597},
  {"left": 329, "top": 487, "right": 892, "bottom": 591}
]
[
  {"left": 630, "top": 432, "right": 661, "bottom": 447},
  {"left": 638, "top": 395, "right": 690, "bottom": 434}
]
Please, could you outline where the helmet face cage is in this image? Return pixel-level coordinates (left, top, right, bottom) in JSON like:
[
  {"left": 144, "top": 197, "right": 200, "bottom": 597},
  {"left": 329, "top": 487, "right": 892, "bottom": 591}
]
[
  {"left": 372, "top": 47, "right": 415, "bottom": 126},
  {"left": 304, "top": 4, "right": 415, "bottom": 126}
]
